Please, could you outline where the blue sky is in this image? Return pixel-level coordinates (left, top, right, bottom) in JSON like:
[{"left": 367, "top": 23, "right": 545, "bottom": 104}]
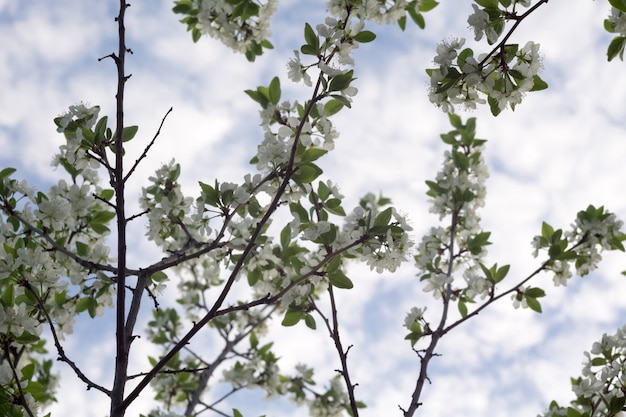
[{"left": 2, "top": 1, "right": 626, "bottom": 416}]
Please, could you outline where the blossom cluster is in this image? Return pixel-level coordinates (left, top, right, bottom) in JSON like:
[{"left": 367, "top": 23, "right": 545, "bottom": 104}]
[
  {"left": 140, "top": 159, "right": 197, "bottom": 252},
  {"left": 414, "top": 116, "right": 491, "bottom": 302},
  {"left": 607, "top": 7, "right": 626, "bottom": 37},
  {"left": 173, "top": 0, "right": 277, "bottom": 60},
  {"left": 428, "top": 37, "right": 544, "bottom": 113},
  {"left": 539, "top": 324, "right": 626, "bottom": 417},
  {"left": 340, "top": 193, "right": 413, "bottom": 273},
  {"left": 52, "top": 102, "right": 102, "bottom": 183},
  {"left": 531, "top": 205, "right": 625, "bottom": 287},
  {"left": 0, "top": 103, "right": 124, "bottom": 415}
]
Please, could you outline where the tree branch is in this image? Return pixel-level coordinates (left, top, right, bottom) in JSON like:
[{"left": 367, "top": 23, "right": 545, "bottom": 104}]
[
  {"left": 123, "top": 107, "right": 173, "bottom": 183},
  {"left": 21, "top": 280, "right": 111, "bottom": 396},
  {"left": 110, "top": 1, "right": 131, "bottom": 416}
]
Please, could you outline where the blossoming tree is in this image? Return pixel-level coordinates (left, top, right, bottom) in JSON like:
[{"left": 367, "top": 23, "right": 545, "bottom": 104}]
[{"left": 1, "top": 1, "right": 626, "bottom": 417}]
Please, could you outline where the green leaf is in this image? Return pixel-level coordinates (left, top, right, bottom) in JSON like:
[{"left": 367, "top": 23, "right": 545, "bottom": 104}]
[
  {"left": 353, "top": 30, "right": 376, "bottom": 43},
  {"left": 324, "top": 99, "right": 344, "bottom": 116},
  {"left": 328, "top": 70, "right": 354, "bottom": 92},
  {"left": 172, "top": 1, "right": 193, "bottom": 14},
  {"left": 494, "top": 264, "right": 510, "bottom": 283},
  {"left": 280, "top": 224, "right": 291, "bottom": 249},
  {"left": 326, "top": 255, "right": 342, "bottom": 274},
  {"left": 15, "top": 332, "right": 40, "bottom": 345},
  {"left": 191, "top": 27, "right": 201, "bottom": 42},
  {"left": 448, "top": 112, "right": 463, "bottom": 129},
  {"left": 397, "top": 15, "right": 407, "bottom": 31},
  {"left": 467, "top": 231, "right": 491, "bottom": 255},
  {"left": 609, "top": 394, "right": 625, "bottom": 413},
  {"left": 609, "top": 0, "right": 626, "bottom": 12},
  {"left": 1, "top": 283, "right": 13, "bottom": 306},
  {"left": 247, "top": 267, "right": 262, "bottom": 286},
  {"left": 199, "top": 180, "right": 220, "bottom": 207},
  {"left": 419, "top": 0, "right": 439, "bottom": 12},
  {"left": 99, "top": 189, "right": 114, "bottom": 201},
  {"left": 324, "top": 198, "right": 346, "bottom": 216},
  {"left": 290, "top": 202, "right": 309, "bottom": 223},
  {"left": 76, "top": 297, "right": 98, "bottom": 318},
  {"left": 292, "top": 162, "right": 323, "bottom": 184},
  {"left": 94, "top": 116, "right": 108, "bottom": 143},
  {"left": 75, "top": 241, "right": 89, "bottom": 257},
  {"left": 458, "top": 300, "right": 468, "bottom": 318},
  {"left": 318, "top": 223, "right": 338, "bottom": 245},
  {"left": 565, "top": 406, "right": 582, "bottom": 417},
  {"left": 304, "top": 314, "right": 317, "bottom": 330},
  {"left": 268, "top": 76, "right": 281, "bottom": 105},
  {"left": 122, "top": 125, "right": 139, "bottom": 142},
  {"left": 244, "top": 89, "right": 270, "bottom": 108},
  {"left": 91, "top": 223, "right": 110, "bottom": 235},
  {"left": 281, "top": 310, "right": 304, "bottom": 326},
  {"left": 407, "top": 7, "right": 425, "bottom": 29},
  {"left": 304, "top": 23, "right": 318, "bottom": 50},
  {"left": 233, "top": 409, "right": 244, "bottom": 417},
  {"left": 525, "top": 296, "right": 542, "bottom": 313},
  {"left": 328, "top": 270, "right": 354, "bottom": 289},
  {"left": 300, "top": 148, "right": 327, "bottom": 162},
  {"left": 607, "top": 36, "right": 626, "bottom": 61},
  {"left": 150, "top": 271, "right": 168, "bottom": 283},
  {"left": 373, "top": 207, "right": 393, "bottom": 228},
  {"left": 488, "top": 95, "right": 502, "bottom": 116},
  {"left": 21, "top": 363, "right": 35, "bottom": 381},
  {"left": 0, "top": 167, "right": 17, "bottom": 179},
  {"left": 530, "top": 75, "right": 548, "bottom": 91},
  {"left": 317, "top": 180, "right": 331, "bottom": 200},
  {"left": 300, "top": 44, "right": 318, "bottom": 56},
  {"left": 590, "top": 357, "right": 607, "bottom": 366},
  {"left": 457, "top": 48, "right": 474, "bottom": 67},
  {"left": 541, "top": 221, "right": 554, "bottom": 239},
  {"left": 92, "top": 210, "right": 116, "bottom": 224},
  {"left": 524, "top": 287, "right": 545, "bottom": 298}
]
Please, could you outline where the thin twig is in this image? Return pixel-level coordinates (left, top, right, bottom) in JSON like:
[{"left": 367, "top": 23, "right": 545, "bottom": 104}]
[
  {"left": 123, "top": 107, "right": 173, "bottom": 183},
  {"left": 477, "top": 0, "right": 550, "bottom": 68},
  {"left": 402, "top": 208, "right": 459, "bottom": 417},
  {"left": 4, "top": 345, "right": 36, "bottom": 417},
  {"left": 1, "top": 207, "right": 117, "bottom": 274},
  {"left": 21, "top": 280, "right": 111, "bottom": 396}
]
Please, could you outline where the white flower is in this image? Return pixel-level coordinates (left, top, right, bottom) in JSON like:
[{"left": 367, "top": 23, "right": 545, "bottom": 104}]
[
  {"left": 287, "top": 51, "right": 312, "bottom": 86},
  {"left": 608, "top": 8, "right": 626, "bottom": 36},
  {"left": 404, "top": 306, "right": 426, "bottom": 329},
  {"left": 467, "top": 4, "right": 491, "bottom": 42},
  {"left": 434, "top": 38, "right": 465, "bottom": 69}
]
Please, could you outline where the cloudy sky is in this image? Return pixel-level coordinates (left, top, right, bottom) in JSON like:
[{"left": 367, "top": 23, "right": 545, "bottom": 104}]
[{"left": 2, "top": 1, "right": 626, "bottom": 416}]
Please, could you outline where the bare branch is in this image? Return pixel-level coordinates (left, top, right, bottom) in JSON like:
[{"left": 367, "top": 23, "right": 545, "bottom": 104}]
[
  {"left": 124, "top": 107, "right": 173, "bottom": 183},
  {"left": 21, "top": 280, "right": 111, "bottom": 396}
]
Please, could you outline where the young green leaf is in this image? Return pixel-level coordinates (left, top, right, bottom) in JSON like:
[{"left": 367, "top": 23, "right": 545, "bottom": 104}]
[
  {"left": 304, "top": 23, "right": 319, "bottom": 50},
  {"left": 122, "top": 125, "right": 139, "bottom": 142},
  {"left": 354, "top": 30, "right": 376, "bottom": 43},
  {"left": 282, "top": 310, "right": 304, "bottom": 326},
  {"left": 268, "top": 76, "right": 281, "bottom": 105},
  {"left": 328, "top": 270, "right": 354, "bottom": 289}
]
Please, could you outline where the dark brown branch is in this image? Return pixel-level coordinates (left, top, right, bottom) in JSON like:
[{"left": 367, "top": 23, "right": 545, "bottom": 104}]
[
  {"left": 110, "top": 1, "right": 131, "bottom": 416},
  {"left": 123, "top": 107, "right": 173, "bottom": 183},
  {"left": 1, "top": 208, "right": 117, "bottom": 274},
  {"left": 4, "top": 344, "right": 36, "bottom": 417},
  {"left": 121, "top": 57, "right": 332, "bottom": 410},
  {"left": 403, "top": 208, "right": 459, "bottom": 417},
  {"left": 314, "top": 286, "right": 360, "bottom": 416},
  {"left": 478, "top": 0, "right": 550, "bottom": 68},
  {"left": 21, "top": 280, "right": 111, "bottom": 396}
]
